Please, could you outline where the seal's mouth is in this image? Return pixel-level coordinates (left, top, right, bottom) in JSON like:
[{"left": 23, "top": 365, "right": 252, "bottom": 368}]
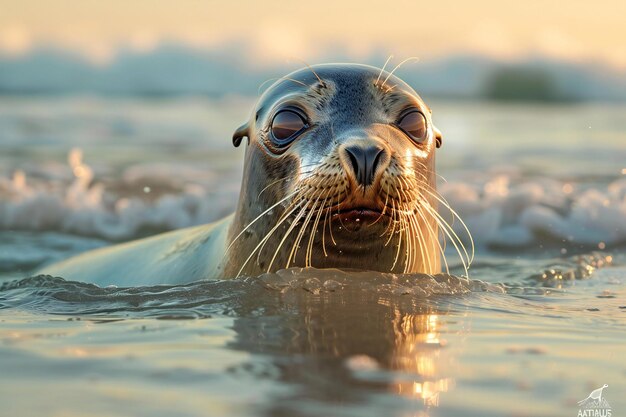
[{"left": 331, "top": 206, "right": 387, "bottom": 225}]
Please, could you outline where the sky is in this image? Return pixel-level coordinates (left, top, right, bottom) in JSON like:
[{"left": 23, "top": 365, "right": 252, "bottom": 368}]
[{"left": 1, "top": 0, "right": 626, "bottom": 68}]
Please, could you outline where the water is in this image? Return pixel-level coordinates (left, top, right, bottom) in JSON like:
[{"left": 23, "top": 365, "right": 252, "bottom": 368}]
[{"left": 0, "top": 96, "right": 625, "bottom": 417}]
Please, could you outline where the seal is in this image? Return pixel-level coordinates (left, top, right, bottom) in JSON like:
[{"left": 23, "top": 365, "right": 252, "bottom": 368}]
[{"left": 40, "top": 63, "right": 469, "bottom": 286}]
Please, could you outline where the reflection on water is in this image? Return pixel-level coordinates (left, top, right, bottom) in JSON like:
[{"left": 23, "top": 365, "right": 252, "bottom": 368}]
[
  {"left": 227, "top": 273, "right": 463, "bottom": 415},
  {"left": 392, "top": 313, "right": 452, "bottom": 407},
  {"left": 223, "top": 281, "right": 460, "bottom": 415}
]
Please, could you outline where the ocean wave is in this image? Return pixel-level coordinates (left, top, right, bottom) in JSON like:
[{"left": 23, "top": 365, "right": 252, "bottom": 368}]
[
  {"left": 0, "top": 149, "right": 624, "bottom": 248},
  {"left": 441, "top": 175, "right": 626, "bottom": 248},
  {"left": 0, "top": 149, "right": 238, "bottom": 240}
]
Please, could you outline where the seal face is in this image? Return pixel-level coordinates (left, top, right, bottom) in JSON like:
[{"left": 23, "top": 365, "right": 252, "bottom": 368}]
[{"left": 225, "top": 63, "right": 448, "bottom": 278}]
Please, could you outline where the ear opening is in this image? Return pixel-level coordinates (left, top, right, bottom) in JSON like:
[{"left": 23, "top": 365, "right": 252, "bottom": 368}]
[
  {"left": 434, "top": 126, "right": 443, "bottom": 148},
  {"left": 232, "top": 122, "right": 249, "bottom": 147}
]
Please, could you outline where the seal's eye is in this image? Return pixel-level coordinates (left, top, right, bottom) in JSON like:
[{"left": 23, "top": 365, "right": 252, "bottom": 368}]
[
  {"left": 397, "top": 110, "right": 427, "bottom": 143},
  {"left": 270, "top": 110, "right": 308, "bottom": 146}
]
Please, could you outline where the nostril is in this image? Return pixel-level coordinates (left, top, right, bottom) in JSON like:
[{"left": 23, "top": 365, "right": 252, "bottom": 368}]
[
  {"left": 345, "top": 148, "right": 361, "bottom": 182},
  {"left": 344, "top": 144, "right": 386, "bottom": 186},
  {"left": 369, "top": 147, "right": 384, "bottom": 177}
]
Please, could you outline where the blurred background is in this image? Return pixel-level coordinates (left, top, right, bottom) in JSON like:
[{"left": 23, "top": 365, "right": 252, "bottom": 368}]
[
  {"left": 1, "top": 0, "right": 625, "bottom": 275},
  {"left": 2, "top": 0, "right": 626, "bottom": 100}
]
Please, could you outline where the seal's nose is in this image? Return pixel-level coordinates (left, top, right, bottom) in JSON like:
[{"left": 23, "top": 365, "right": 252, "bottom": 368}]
[{"left": 344, "top": 144, "right": 386, "bottom": 186}]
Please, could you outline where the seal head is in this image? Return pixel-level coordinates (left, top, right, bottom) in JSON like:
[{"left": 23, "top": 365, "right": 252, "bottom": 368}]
[{"left": 225, "top": 63, "right": 446, "bottom": 277}]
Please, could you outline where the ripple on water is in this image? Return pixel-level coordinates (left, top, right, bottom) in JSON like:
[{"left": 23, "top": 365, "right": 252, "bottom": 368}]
[{"left": 0, "top": 251, "right": 617, "bottom": 320}]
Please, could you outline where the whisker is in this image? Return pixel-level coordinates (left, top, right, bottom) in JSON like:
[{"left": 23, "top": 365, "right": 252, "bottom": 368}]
[
  {"left": 381, "top": 57, "right": 420, "bottom": 89},
  {"left": 393, "top": 183, "right": 416, "bottom": 274},
  {"left": 236, "top": 198, "right": 305, "bottom": 277},
  {"left": 370, "top": 181, "right": 390, "bottom": 227},
  {"left": 419, "top": 185, "right": 475, "bottom": 264},
  {"left": 322, "top": 203, "right": 330, "bottom": 257},
  {"left": 401, "top": 157, "right": 450, "bottom": 186},
  {"left": 407, "top": 206, "right": 427, "bottom": 273},
  {"left": 256, "top": 177, "right": 289, "bottom": 199},
  {"left": 418, "top": 192, "right": 469, "bottom": 277},
  {"left": 256, "top": 166, "right": 318, "bottom": 199},
  {"left": 257, "top": 78, "right": 278, "bottom": 95},
  {"left": 294, "top": 59, "right": 324, "bottom": 85},
  {"left": 384, "top": 201, "right": 398, "bottom": 245},
  {"left": 375, "top": 55, "right": 394, "bottom": 87},
  {"left": 288, "top": 195, "right": 320, "bottom": 268},
  {"left": 396, "top": 162, "right": 474, "bottom": 266},
  {"left": 283, "top": 76, "right": 310, "bottom": 88},
  {"left": 380, "top": 183, "right": 397, "bottom": 240},
  {"left": 307, "top": 187, "right": 334, "bottom": 265},
  {"left": 306, "top": 196, "right": 326, "bottom": 266},
  {"left": 387, "top": 168, "right": 463, "bottom": 274},
  {"left": 390, "top": 200, "right": 403, "bottom": 271},
  {"left": 384, "top": 85, "right": 397, "bottom": 94},
  {"left": 266, "top": 199, "right": 310, "bottom": 273},
  {"left": 328, "top": 191, "right": 339, "bottom": 246},
  {"left": 255, "top": 194, "right": 308, "bottom": 265},
  {"left": 258, "top": 76, "right": 310, "bottom": 95},
  {"left": 415, "top": 202, "right": 449, "bottom": 275},
  {"left": 403, "top": 206, "right": 412, "bottom": 274},
  {"left": 410, "top": 213, "right": 422, "bottom": 273},
  {"left": 226, "top": 189, "right": 299, "bottom": 254}
]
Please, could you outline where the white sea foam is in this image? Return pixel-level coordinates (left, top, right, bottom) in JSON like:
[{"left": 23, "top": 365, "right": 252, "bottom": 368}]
[
  {"left": 1, "top": 149, "right": 625, "bottom": 247},
  {"left": 0, "top": 149, "right": 238, "bottom": 241},
  {"left": 440, "top": 175, "right": 626, "bottom": 248}
]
